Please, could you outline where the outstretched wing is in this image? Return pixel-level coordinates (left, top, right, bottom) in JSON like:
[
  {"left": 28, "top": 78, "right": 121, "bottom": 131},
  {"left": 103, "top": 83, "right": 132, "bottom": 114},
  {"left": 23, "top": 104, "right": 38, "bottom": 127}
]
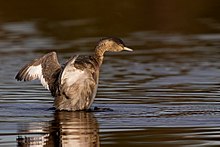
[{"left": 15, "top": 52, "right": 61, "bottom": 90}]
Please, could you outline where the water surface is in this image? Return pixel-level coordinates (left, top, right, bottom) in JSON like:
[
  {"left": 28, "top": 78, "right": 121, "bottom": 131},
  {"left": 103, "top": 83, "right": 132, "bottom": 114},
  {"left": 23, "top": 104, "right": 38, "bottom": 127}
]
[{"left": 1, "top": 1, "right": 220, "bottom": 147}]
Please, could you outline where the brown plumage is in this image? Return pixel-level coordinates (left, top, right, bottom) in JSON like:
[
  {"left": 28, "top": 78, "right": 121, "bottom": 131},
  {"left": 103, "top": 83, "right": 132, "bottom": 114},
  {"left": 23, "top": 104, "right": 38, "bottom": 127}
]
[{"left": 15, "top": 37, "right": 133, "bottom": 111}]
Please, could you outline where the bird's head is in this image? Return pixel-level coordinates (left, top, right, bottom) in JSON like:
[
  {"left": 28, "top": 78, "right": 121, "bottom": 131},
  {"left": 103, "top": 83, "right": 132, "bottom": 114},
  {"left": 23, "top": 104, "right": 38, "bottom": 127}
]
[{"left": 95, "top": 37, "right": 133, "bottom": 56}]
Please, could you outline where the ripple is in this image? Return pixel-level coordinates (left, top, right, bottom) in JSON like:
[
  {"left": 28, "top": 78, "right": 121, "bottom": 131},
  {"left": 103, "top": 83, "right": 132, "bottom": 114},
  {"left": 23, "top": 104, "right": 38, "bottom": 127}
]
[{"left": 1, "top": 29, "right": 220, "bottom": 146}]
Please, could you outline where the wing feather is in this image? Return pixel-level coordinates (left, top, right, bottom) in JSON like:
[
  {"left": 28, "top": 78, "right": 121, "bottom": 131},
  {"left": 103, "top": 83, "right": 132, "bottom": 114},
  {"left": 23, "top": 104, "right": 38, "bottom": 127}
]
[
  {"left": 15, "top": 52, "right": 61, "bottom": 90},
  {"left": 60, "top": 55, "right": 80, "bottom": 85}
]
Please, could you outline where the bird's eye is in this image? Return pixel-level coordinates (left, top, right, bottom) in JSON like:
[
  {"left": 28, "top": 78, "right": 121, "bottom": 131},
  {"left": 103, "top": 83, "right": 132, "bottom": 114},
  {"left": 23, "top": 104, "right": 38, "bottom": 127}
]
[{"left": 119, "top": 44, "right": 124, "bottom": 47}]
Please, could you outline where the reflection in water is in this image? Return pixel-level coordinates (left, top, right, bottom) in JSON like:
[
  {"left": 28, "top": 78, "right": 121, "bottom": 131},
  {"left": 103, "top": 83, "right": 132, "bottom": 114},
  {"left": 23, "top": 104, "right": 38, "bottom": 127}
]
[
  {"left": 100, "top": 127, "right": 220, "bottom": 147},
  {"left": 17, "top": 111, "right": 99, "bottom": 147},
  {"left": 48, "top": 111, "right": 100, "bottom": 147}
]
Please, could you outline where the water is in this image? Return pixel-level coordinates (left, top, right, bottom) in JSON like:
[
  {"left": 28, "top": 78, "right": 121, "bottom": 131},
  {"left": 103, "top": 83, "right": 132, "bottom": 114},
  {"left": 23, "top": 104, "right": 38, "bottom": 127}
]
[{"left": 1, "top": 1, "right": 220, "bottom": 146}]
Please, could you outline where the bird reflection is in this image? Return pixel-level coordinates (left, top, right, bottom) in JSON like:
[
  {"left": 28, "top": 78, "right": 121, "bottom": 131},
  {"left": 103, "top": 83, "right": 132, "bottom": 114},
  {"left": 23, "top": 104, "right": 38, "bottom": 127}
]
[
  {"left": 48, "top": 111, "right": 100, "bottom": 147},
  {"left": 17, "top": 111, "right": 99, "bottom": 147}
]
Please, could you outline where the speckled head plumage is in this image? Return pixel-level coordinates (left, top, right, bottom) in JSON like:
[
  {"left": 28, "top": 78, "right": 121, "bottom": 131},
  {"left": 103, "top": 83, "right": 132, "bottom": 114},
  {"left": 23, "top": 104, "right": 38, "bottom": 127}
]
[
  {"left": 99, "top": 37, "right": 126, "bottom": 46},
  {"left": 95, "top": 37, "right": 133, "bottom": 57}
]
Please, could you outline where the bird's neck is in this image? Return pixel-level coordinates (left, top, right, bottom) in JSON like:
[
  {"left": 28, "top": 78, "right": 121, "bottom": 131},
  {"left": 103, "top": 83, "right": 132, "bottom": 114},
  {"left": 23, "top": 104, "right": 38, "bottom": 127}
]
[
  {"left": 94, "top": 47, "right": 106, "bottom": 66},
  {"left": 95, "top": 46, "right": 106, "bottom": 56}
]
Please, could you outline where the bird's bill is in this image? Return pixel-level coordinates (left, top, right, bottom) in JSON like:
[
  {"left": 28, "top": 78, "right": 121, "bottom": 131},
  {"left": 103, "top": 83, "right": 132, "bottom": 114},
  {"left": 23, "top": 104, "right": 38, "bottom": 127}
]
[{"left": 123, "top": 47, "right": 133, "bottom": 52}]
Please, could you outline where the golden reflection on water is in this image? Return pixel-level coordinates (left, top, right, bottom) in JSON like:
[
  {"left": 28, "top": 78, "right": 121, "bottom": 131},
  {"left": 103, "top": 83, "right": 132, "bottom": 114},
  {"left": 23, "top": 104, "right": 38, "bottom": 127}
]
[
  {"left": 100, "top": 127, "right": 220, "bottom": 147},
  {"left": 17, "top": 111, "right": 99, "bottom": 147}
]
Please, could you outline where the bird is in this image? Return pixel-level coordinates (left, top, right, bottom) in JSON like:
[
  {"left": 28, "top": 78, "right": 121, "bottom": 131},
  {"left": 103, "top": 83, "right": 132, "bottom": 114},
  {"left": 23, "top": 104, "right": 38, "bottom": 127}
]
[{"left": 15, "top": 37, "right": 133, "bottom": 111}]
